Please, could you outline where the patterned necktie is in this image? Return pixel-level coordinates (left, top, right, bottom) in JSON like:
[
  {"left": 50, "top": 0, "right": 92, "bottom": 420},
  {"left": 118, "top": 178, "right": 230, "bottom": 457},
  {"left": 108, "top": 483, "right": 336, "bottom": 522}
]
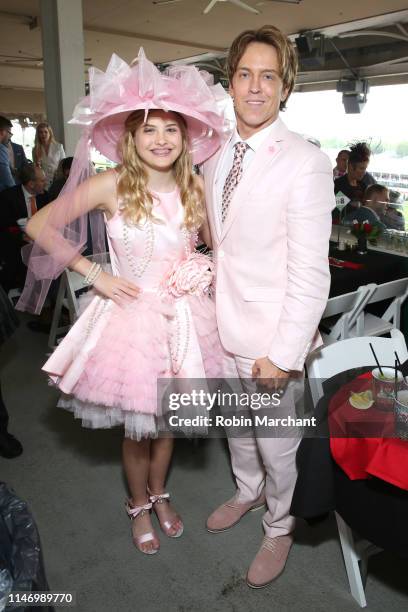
[
  {"left": 221, "top": 141, "right": 248, "bottom": 223},
  {"left": 30, "top": 196, "right": 37, "bottom": 216}
]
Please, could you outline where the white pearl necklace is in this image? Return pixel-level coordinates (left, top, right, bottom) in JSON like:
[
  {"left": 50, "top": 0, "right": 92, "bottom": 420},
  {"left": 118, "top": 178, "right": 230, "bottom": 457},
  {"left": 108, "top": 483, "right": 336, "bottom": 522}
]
[
  {"left": 122, "top": 219, "right": 155, "bottom": 278},
  {"left": 181, "top": 226, "right": 198, "bottom": 258},
  {"left": 170, "top": 227, "right": 197, "bottom": 374},
  {"left": 85, "top": 298, "right": 110, "bottom": 338},
  {"left": 123, "top": 219, "right": 197, "bottom": 280},
  {"left": 169, "top": 302, "right": 191, "bottom": 375}
]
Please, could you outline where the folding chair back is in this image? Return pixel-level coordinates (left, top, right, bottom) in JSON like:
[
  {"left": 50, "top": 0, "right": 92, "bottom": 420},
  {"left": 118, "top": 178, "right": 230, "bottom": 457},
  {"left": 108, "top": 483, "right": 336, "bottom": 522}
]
[
  {"left": 363, "top": 278, "right": 408, "bottom": 331},
  {"left": 321, "top": 284, "right": 376, "bottom": 343}
]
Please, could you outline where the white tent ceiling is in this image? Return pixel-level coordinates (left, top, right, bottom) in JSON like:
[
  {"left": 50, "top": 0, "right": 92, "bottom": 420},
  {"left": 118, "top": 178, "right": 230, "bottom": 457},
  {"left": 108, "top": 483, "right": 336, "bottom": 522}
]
[{"left": 0, "top": 0, "right": 408, "bottom": 118}]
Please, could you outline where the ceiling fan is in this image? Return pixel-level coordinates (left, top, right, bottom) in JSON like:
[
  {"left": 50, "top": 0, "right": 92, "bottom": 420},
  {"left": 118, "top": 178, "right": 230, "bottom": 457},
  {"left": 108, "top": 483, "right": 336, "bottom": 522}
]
[
  {"left": 153, "top": 1, "right": 301, "bottom": 15},
  {"left": 204, "top": 0, "right": 261, "bottom": 14}
]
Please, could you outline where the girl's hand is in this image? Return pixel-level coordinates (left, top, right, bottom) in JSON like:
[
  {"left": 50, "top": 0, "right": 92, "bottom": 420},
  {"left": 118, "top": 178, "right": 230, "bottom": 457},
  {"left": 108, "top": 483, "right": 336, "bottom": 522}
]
[{"left": 93, "top": 270, "right": 141, "bottom": 306}]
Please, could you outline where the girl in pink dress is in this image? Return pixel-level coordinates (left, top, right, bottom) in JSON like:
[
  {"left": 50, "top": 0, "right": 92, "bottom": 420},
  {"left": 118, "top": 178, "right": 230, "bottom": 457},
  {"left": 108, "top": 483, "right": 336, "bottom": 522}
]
[{"left": 18, "top": 50, "right": 227, "bottom": 555}]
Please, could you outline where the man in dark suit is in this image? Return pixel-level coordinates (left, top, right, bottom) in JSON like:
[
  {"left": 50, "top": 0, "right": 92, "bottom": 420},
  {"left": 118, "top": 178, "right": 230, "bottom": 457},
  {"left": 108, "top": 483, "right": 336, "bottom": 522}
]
[
  {"left": 47, "top": 156, "right": 73, "bottom": 200},
  {"left": 0, "top": 164, "right": 49, "bottom": 290},
  {"left": 0, "top": 116, "right": 15, "bottom": 192},
  {"left": 8, "top": 140, "right": 28, "bottom": 183},
  {"left": 0, "top": 283, "right": 23, "bottom": 458},
  {"left": 0, "top": 164, "right": 48, "bottom": 228}
]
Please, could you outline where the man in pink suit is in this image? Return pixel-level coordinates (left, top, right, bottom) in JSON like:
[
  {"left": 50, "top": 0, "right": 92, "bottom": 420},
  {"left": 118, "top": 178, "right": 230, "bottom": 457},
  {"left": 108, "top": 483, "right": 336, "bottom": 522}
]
[{"left": 203, "top": 25, "right": 335, "bottom": 588}]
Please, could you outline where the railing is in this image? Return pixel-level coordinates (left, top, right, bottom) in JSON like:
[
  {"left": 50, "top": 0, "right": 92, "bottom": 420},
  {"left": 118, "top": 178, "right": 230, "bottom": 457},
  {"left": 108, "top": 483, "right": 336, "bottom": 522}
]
[{"left": 331, "top": 225, "right": 408, "bottom": 258}]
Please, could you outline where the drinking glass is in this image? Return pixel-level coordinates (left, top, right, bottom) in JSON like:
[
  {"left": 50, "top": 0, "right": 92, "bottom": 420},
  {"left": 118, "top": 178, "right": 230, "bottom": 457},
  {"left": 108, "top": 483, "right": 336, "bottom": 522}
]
[
  {"left": 394, "top": 389, "right": 408, "bottom": 440},
  {"left": 372, "top": 367, "right": 403, "bottom": 412}
]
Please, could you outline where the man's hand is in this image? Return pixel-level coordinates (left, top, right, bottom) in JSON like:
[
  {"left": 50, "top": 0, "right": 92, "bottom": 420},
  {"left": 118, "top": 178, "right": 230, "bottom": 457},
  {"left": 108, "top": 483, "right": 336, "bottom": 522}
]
[{"left": 252, "top": 357, "right": 290, "bottom": 391}]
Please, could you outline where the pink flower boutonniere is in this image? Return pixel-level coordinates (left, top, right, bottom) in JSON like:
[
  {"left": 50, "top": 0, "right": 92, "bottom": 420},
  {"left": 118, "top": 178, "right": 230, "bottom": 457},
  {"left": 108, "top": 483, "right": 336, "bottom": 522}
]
[{"left": 164, "top": 252, "right": 214, "bottom": 298}]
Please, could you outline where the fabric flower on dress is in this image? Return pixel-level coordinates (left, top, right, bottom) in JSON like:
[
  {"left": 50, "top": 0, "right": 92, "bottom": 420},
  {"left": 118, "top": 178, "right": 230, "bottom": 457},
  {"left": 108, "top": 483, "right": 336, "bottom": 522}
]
[{"left": 165, "top": 252, "right": 214, "bottom": 298}]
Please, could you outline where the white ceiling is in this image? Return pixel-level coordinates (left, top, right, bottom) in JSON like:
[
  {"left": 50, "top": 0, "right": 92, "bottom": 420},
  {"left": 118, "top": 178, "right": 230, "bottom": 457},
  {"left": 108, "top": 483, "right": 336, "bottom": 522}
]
[{"left": 1, "top": 0, "right": 408, "bottom": 117}]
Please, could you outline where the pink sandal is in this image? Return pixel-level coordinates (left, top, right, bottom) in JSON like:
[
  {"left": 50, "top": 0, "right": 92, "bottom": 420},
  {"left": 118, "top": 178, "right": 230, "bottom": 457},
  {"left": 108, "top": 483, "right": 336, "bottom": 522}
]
[
  {"left": 149, "top": 492, "right": 184, "bottom": 538},
  {"left": 125, "top": 500, "right": 159, "bottom": 555}
]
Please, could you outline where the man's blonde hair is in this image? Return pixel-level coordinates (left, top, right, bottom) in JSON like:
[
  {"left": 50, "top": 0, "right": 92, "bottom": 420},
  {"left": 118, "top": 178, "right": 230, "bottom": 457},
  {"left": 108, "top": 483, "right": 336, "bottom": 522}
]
[{"left": 227, "top": 25, "right": 298, "bottom": 110}]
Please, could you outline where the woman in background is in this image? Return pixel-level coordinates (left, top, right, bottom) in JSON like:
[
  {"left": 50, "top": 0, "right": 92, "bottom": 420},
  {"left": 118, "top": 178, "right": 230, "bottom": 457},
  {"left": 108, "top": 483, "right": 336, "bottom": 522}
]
[{"left": 32, "top": 122, "right": 65, "bottom": 188}]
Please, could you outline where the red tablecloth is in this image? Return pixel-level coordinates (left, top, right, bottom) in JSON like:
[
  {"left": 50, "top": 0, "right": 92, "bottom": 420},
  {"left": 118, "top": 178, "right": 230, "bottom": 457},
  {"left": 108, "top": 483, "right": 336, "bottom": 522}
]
[
  {"left": 328, "top": 256, "right": 364, "bottom": 270},
  {"left": 329, "top": 373, "right": 408, "bottom": 491}
]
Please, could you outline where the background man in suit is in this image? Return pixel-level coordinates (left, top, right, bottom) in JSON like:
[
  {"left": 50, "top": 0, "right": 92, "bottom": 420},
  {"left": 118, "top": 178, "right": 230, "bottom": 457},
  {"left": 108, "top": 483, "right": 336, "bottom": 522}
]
[
  {"left": 203, "top": 26, "right": 334, "bottom": 588},
  {"left": 8, "top": 139, "right": 28, "bottom": 183},
  {"left": 0, "top": 164, "right": 48, "bottom": 290},
  {"left": 0, "top": 164, "right": 48, "bottom": 227},
  {"left": 0, "top": 283, "right": 23, "bottom": 458},
  {"left": 0, "top": 116, "right": 15, "bottom": 192},
  {"left": 47, "top": 156, "right": 73, "bottom": 200}
]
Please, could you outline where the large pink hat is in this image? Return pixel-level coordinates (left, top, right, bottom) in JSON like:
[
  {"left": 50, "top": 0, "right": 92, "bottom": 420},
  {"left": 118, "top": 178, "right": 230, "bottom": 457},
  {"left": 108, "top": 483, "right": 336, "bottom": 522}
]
[{"left": 70, "top": 48, "right": 229, "bottom": 165}]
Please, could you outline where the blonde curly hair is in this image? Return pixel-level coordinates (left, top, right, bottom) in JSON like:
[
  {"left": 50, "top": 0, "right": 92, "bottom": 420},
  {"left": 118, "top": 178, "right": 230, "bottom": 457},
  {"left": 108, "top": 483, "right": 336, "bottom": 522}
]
[
  {"left": 116, "top": 110, "right": 204, "bottom": 231},
  {"left": 33, "top": 121, "right": 57, "bottom": 164}
]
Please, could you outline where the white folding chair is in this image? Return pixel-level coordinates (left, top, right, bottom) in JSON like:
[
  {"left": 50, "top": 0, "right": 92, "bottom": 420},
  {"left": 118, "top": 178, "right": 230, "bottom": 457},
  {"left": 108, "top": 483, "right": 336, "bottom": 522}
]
[
  {"left": 48, "top": 269, "right": 87, "bottom": 348},
  {"left": 48, "top": 253, "right": 111, "bottom": 348},
  {"left": 306, "top": 330, "right": 408, "bottom": 607},
  {"left": 7, "top": 288, "right": 21, "bottom": 301},
  {"left": 357, "top": 278, "right": 408, "bottom": 337},
  {"left": 320, "top": 284, "right": 376, "bottom": 344}
]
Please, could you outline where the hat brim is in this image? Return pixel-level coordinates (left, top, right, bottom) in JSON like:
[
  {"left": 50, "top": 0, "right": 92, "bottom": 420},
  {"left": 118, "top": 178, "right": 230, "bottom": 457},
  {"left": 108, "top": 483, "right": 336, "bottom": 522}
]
[{"left": 92, "top": 104, "right": 222, "bottom": 166}]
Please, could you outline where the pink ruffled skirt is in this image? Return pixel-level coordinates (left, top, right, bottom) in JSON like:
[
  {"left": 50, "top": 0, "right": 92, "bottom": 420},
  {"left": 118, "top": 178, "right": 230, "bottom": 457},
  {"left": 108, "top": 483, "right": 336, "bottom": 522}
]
[{"left": 43, "top": 291, "right": 222, "bottom": 439}]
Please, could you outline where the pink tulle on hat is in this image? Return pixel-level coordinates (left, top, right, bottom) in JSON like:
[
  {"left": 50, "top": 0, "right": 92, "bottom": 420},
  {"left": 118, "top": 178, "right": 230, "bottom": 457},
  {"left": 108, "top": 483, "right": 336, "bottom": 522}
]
[{"left": 70, "top": 48, "right": 229, "bottom": 165}]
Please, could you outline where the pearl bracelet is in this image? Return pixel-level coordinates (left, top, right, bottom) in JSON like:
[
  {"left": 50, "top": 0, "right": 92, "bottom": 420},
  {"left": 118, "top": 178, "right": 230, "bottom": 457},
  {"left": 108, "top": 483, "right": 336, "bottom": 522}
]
[{"left": 83, "top": 262, "right": 102, "bottom": 286}]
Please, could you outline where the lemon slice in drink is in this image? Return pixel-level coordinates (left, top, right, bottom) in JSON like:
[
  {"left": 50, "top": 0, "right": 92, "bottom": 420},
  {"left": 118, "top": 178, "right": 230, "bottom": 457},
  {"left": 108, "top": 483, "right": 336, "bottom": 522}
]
[{"left": 349, "top": 390, "right": 374, "bottom": 410}]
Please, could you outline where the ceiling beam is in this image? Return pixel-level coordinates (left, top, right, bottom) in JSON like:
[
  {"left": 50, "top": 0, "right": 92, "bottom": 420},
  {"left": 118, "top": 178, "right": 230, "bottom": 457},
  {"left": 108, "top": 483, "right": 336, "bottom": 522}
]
[
  {"left": 0, "top": 10, "right": 34, "bottom": 24},
  {"left": 0, "top": 62, "right": 42, "bottom": 71},
  {"left": 296, "top": 64, "right": 408, "bottom": 85},
  {"left": 295, "top": 73, "right": 408, "bottom": 91},
  {"left": 0, "top": 84, "right": 43, "bottom": 92},
  {"left": 84, "top": 25, "right": 226, "bottom": 52},
  {"left": 288, "top": 9, "right": 408, "bottom": 39}
]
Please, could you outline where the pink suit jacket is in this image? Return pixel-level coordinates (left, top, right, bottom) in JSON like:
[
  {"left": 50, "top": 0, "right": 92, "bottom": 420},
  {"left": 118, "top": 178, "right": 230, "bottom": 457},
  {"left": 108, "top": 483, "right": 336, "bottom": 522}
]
[{"left": 203, "top": 117, "right": 335, "bottom": 371}]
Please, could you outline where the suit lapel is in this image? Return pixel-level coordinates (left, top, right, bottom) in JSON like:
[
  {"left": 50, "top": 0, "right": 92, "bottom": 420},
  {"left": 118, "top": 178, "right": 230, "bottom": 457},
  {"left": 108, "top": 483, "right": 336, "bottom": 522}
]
[
  {"left": 220, "top": 121, "right": 287, "bottom": 242},
  {"left": 204, "top": 134, "right": 232, "bottom": 243},
  {"left": 203, "top": 152, "right": 219, "bottom": 241}
]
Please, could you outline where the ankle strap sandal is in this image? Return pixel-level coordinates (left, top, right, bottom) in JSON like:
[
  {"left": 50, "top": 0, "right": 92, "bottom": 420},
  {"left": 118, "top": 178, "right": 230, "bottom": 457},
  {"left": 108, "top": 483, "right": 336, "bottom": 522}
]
[
  {"left": 149, "top": 492, "right": 184, "bottom": 538},
  {"left": 125, "top": 500, "right": 159, "bottom": 555},
  {"left": 125, "top": 500, "right": 152, "bottom": 519},
  {"left": 149, "top": 492, "right": 170, "bottom": 504}
]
